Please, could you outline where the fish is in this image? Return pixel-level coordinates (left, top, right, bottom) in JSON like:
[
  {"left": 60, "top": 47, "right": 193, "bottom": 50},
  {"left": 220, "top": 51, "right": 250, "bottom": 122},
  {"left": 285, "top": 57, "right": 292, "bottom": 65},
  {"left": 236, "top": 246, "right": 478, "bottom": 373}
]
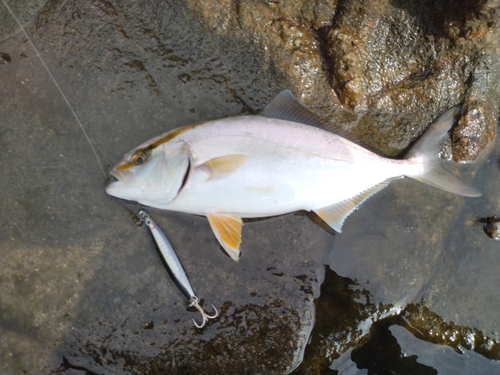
[{"left": 106, "top": 91, "right": 481, "bottom": 261}]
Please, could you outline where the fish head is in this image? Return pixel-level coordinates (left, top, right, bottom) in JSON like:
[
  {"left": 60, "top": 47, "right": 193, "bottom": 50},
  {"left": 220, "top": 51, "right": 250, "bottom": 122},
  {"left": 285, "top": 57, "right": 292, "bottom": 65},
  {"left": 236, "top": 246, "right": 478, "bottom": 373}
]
[{"left": 106, "top": 139, "right": 190, "bottom": 208}]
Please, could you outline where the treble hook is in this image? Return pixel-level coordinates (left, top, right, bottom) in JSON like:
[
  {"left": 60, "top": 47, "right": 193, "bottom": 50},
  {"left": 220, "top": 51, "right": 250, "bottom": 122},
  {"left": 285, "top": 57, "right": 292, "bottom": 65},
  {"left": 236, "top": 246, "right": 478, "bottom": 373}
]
[{"left": 188, "top": 296, "right": 219, "bottom": 328}]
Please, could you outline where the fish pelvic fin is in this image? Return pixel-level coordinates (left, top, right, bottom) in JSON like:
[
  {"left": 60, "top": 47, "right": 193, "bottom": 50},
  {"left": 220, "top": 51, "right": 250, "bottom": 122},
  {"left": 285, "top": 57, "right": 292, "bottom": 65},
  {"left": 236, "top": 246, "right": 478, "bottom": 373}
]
[
  {"left": 314, "top": 182, "right": 390, "bottom": 232},
  {"left": 206, "top": 213, "right": 243, "bottom": 261},
  {"left": 199, "top": 154, "right": 247, "bottom": 180},
  {"left": 404, "top": 105, "right": 481, "bottom": 197}
]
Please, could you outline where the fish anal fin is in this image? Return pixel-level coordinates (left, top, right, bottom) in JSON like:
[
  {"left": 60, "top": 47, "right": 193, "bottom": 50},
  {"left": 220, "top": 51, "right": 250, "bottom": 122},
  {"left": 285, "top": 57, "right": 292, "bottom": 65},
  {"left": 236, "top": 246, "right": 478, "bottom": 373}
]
[
  {"left": 314, "top": 182, "right": 390, "bottom": 232},
  {"left": 206, "top": 213, "right": 243, "bottom": 261},
  {"left": 199, "top": 154, "right": 247, "bottom": 179}
]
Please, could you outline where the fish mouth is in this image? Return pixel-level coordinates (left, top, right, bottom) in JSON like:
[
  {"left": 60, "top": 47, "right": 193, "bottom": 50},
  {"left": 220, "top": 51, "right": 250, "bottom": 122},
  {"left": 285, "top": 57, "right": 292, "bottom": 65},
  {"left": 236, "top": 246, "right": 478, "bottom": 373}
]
[
  {"left": 108, "top": 173, "right": 119, "bottom": 182},
  {"left": 105, "top": 173, "right": 122, "bottom": 196}
]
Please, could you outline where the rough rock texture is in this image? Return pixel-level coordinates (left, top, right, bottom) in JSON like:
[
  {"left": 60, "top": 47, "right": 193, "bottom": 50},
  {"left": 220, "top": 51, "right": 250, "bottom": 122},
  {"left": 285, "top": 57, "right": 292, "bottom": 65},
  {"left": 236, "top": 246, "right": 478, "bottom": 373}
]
[
  {"left": 297, "top": 269, "right": 500, "bottom": 374},
  {"left": 1, "top": 0, "right": 500, "bottom": 374},
  {"left": 479, "top": 215, "right": 500, "bottom": 240},
  {"left": 187, "top": 0, "right": 500, "bottom": 158}
]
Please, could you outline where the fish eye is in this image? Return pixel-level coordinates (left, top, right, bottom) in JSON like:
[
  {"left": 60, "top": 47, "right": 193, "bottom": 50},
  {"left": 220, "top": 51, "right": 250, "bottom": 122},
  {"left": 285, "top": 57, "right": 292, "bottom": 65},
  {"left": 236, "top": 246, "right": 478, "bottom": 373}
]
[{"left": 132, "top": 150, "right": 149, "bottom": 165}]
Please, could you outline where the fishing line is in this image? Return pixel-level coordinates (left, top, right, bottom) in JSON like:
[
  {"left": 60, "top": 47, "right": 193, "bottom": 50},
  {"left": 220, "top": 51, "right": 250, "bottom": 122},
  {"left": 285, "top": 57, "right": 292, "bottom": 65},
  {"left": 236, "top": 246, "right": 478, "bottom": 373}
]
[{"left": 2, "top": 0, "right": 108, "bottom": 178}]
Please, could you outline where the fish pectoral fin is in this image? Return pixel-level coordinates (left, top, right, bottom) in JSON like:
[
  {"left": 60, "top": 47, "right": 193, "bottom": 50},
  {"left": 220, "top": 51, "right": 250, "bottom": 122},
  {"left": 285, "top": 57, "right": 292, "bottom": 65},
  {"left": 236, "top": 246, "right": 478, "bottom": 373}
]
[
  {"left": 314, "top": 182, "right": 390, "bottom": 232},
  {"left": 199, "top": 154, "right": 247, "bottom": 180},
  {"left": 206, "top": 213, "right": 243, "bottom": 261}
]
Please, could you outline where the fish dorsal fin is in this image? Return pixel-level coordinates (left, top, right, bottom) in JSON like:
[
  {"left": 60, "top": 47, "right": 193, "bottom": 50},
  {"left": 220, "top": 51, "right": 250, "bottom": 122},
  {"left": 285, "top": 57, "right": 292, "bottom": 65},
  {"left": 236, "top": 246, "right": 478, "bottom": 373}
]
[
  {"left": 206, "top": 213, "right": 243, "bottom": 261},
  {"left": 261, "top": 90, "right": 340, "bottom": 130},
  {"left": 199, "top": 154, "right": 247, "bottom": 179},
  {"left": 260, "top": 90, "right": 375, "bottom": 151},
  {"left": 314, "top": 182, "right": 390, "bottom": 232}
]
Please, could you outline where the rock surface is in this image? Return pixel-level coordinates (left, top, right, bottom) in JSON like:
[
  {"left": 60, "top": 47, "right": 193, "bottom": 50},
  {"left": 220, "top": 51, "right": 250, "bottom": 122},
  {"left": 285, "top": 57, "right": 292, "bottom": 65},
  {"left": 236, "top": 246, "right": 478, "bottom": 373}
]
[{"left": 1, "top": 0, "right": 499, "bottom": 374}]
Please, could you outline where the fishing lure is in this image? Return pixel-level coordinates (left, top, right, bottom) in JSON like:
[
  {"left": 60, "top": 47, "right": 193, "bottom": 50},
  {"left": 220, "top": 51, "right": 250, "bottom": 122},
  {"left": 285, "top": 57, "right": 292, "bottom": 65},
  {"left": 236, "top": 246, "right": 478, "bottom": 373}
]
[{"left": 139, "top": 210, "right": 219, "bottom": 328}]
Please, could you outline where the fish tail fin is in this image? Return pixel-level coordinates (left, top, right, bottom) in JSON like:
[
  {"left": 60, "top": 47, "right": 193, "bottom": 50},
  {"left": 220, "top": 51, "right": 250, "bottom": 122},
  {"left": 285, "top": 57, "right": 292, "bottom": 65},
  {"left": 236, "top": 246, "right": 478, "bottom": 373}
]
[
  {"left": 410, "top": 165, "right": 481, "bottom": 197},
  {"left": 404, "top": 105, "right": 482, "bottom": 197}
]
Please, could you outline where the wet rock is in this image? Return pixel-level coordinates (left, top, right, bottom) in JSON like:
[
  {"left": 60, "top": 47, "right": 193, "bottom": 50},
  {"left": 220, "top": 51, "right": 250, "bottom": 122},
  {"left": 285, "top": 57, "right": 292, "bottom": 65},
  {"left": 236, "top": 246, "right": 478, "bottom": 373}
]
[
  {"left": 185, "top": 0, "right": 342, "bottom": 120},
  {"left": 2, "top": 0, "right": 500, "bottom": 374},
  {"left": 479, "top": 215, "right": 500, "bottom": 240},
  {"left": 0, "top": 51, "right": 11, "bottom": 64},
  {"left": 296, "top": 269, "right": 500, "bottom": 374},
  {"left": 322, "top": 0, "right": 500, "bottom": 158},
  {"left": 298, "top": 136, "right": 500, "bottom": 372},
  {"left": 453, "top": 86, "right": 500, "bottom": 162},
  {"left": 388, "top": 325, "right": 500, "bottom": 375},
  {"left": 401, "top": 303, "right": 500, "bottom": 360},
  {"left": 185, "top": 0, "right": 500, "bottom": 158},
  {"left": 1, "top": 2, "right": 329, "bottom": 373},
  {"left": 297, "top": 267, "right": 395, "bottom": 374}
]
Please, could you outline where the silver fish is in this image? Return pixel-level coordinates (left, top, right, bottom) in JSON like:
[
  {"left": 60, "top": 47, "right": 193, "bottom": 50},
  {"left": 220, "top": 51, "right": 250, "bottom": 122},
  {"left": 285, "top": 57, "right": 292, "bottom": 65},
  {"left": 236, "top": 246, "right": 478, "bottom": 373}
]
[{"left": 106, "top": 91, "right": 481, "bottom": 260}]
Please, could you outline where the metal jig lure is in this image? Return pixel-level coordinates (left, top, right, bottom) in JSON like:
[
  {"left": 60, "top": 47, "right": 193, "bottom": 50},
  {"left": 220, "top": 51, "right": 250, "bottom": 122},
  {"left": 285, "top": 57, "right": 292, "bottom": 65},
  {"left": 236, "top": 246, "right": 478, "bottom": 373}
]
[{"left": 138, "top": 210, "right": 219, "bottom": 328}]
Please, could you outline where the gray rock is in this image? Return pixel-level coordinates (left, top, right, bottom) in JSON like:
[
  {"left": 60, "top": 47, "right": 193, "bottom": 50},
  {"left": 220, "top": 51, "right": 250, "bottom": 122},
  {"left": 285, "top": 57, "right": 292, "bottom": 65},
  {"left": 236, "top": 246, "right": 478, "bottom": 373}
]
[{"left": 1, "top": 0, "right": 499, "bottom": 374}]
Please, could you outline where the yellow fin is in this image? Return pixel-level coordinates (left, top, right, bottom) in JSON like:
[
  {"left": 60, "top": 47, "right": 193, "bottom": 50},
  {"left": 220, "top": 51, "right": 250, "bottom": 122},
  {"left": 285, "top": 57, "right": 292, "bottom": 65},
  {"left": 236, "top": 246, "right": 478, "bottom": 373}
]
[
  {"left": 200, "top": 154, "right": 247, "bottom": 179},
  {"left": 206, "top": 213, "right": 243, "bottom": 261},
  {"left": 314, "top": 182, "right": 390, "bottom": 232}
]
